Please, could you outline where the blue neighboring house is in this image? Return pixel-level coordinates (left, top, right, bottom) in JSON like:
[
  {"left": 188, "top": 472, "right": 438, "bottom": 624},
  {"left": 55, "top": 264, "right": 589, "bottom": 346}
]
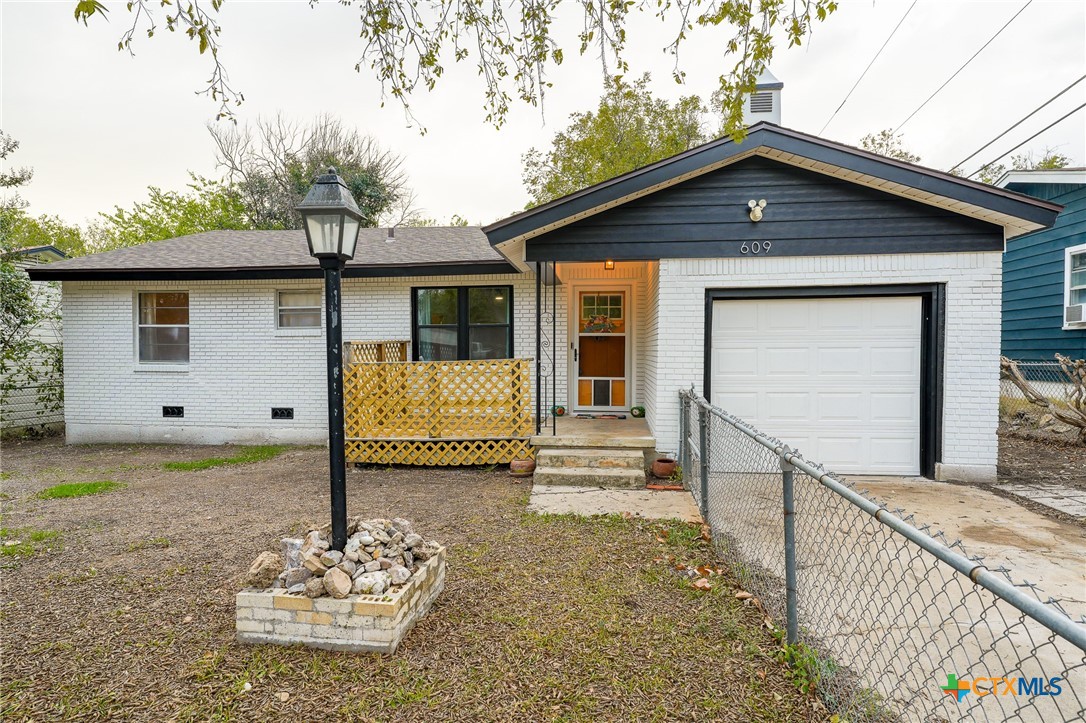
[{"left": 997, "top": 168, "right": 1086, "bottom": 360}]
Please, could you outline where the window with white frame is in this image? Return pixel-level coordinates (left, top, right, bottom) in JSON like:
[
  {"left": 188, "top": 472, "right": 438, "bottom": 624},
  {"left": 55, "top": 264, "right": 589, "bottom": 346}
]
[
  {"left": 277, "top": 290, "right": 322, "bottom": 328},
  {"left": 138, "top": 292, "right": 189, "bottom": 362},
  {"left": 1067, "top": 243, "right": 1086, "bottom": 327}
]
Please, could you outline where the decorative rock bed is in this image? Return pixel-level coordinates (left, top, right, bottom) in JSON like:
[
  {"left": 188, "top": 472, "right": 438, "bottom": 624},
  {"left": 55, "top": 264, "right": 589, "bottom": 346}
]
[{"left": 236, "top": 517, "right": 445, "bottom": 653}]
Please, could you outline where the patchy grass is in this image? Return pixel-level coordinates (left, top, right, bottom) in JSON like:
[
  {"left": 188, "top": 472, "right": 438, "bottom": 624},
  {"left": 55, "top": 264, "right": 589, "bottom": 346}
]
[
  {"left": 1, "top": 442, "right": 816, "bottom": 721},
  {"left": 162, "top": 445, "right": 289, "bottom": 472},
  {"left": 1, "top": 526, "right": 61, "bottom": 558},
  {"left": 126, "top": 536, "right": 171, "bottom": 552},
  {"left": 35, "top": 481, "right": 126, "bottom": 500}
]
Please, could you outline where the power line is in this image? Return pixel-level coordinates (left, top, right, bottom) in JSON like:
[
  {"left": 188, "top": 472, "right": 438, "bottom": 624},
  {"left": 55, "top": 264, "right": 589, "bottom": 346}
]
[
  {"left": 952, "top": 75, "right": 1086, "bottom": 172},
  {"left": 819, "top": 0, "right": 917, "bottom": 136},
  {"left": 895, "top": 0, "right": 1033, "bottom": 133},
  {"left": 968, "top": 102, "right": 1086, "bottom": 179}
]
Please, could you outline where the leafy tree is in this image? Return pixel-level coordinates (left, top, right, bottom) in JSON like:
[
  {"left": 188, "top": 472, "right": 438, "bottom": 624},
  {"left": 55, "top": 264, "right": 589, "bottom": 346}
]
[
  {"left": 90, "top": 174, "right": 253, "bottom": 251},
  {"left": 973, "top": 148, "right": 1072, "bottom": 185},
  {"left": 3, "top": 213, "right": 87, "bottom": 258},
  {"left": 522, "top": 74, "right": 707, "bottom": 206},
  {"left": 72, "top": 0, "right": 837, "bottom": 137},
  {"left": 860, "top": 129, "right": 921, "bottom": 164},
  {"left": 1, "top": 131, "right": 34, "bottom": 208},
  {"left": 209, "top": 115, "right": 411, "bottom": 229},
  {"left": 403, "top": 214, "right": 471, "bottom": 228},
  {"left": 0, "top": 134, "right": 63, "bottom": 423}
]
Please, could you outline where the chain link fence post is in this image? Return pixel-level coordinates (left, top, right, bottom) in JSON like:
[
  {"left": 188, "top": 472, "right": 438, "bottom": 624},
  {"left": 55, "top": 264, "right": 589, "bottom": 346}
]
[
  {"left": 678, "top": 392, "right": 687, "bottom": 483},
  {"left": 698, "top": 400, "right": 710, "bottom": 520},
  {"left": 780, "top": 446, "right": 798, "bottom": 646}
]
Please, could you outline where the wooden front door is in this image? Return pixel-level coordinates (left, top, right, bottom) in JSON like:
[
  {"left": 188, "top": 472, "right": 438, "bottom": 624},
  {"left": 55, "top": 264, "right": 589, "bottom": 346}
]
[{"left": 575, "top": 290, "right": 628, "bottom": 411}]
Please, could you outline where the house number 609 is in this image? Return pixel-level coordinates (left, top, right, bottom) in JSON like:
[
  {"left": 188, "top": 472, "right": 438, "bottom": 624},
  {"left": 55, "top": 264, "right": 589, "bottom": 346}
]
[{"left": 740, "top": 241, "right": 772, "bottom": 255}]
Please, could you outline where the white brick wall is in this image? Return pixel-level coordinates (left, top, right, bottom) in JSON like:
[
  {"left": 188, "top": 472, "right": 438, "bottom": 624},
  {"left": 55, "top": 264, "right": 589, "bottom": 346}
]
[
  {"left": 642, "top": 262, "right": 661, "bottom": 432},
  {"left": 62, "top": 273, "right": 540, "bottom": 444},
  {"left": 62, "top": 252, "right": 1003, "bottom": 481},
  {"left": 647, "top": 252, "right": 1003, "bottom": 482}
]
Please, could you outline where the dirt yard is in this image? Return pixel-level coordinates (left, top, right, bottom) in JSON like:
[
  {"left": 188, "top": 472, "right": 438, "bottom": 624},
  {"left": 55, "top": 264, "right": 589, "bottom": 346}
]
[
  {"left": 0, "top": 438, "right": 817, "bottom": 722},
  {"left": 998, "top": 432, "right": 1086, "bottom": 491}
]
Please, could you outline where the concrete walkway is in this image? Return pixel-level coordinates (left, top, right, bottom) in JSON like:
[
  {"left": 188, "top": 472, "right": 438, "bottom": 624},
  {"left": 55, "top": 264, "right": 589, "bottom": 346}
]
[
  {"left": 527, "top": 485, "right": 703, "bottom": 522},
  {"left": 995, "top": 482, "right": 1086, "bottom": 518}
]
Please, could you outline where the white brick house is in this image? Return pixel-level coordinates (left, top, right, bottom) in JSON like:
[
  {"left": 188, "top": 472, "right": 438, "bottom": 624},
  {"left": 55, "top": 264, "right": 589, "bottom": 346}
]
[{"left": 33, "top": 123, "right": 1060, "bottom": 482}]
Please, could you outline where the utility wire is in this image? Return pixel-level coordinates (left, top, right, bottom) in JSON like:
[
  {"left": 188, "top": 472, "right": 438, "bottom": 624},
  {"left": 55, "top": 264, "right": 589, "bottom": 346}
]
[
  {"left": 896, "top": 0, "right": 1033, "bottom": 133},
  {"left": 819, "top": 0, "right": 917, "bottom": 135},
  {"left": 952, "top": 75, "right": 1086, "bottom": 172},
  {"left": 968, "top": 102, "right": 1086, "bottom": 179}
]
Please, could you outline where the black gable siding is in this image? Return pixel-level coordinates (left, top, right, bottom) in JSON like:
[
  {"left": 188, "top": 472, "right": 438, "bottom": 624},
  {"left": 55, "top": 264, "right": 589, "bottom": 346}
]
[{"left": 524, "top": 157, "right": 1005, "bottom": 261}]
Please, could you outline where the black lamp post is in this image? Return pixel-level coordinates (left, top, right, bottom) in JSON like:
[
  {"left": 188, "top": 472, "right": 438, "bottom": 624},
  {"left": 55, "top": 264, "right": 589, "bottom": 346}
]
[{"left": 296, "top": 168, "right": 363, "bottom": 552}]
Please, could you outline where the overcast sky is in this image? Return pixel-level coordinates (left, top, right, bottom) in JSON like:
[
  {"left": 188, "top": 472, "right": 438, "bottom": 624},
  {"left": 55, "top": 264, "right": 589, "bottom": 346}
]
[{"left": 2, "top": 0, "right": 1084, "bottom": 228}]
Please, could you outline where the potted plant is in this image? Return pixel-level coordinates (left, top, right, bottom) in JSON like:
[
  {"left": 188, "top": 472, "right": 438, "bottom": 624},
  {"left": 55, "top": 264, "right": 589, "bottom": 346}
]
[
  {"left": 509, "top": 458, "right": 536, "bottom": 477},
  {"left": 651, "top": 457, "right": 677, "bottom": 479}
]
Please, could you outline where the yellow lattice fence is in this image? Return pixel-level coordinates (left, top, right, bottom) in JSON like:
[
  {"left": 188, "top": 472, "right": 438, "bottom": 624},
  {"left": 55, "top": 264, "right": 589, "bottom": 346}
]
[
  {"left": 345, "top": 340, "right": 409, "bottom": 364},
  {"left": 344, "top": 358, "right": 534, "bottom": 466}
]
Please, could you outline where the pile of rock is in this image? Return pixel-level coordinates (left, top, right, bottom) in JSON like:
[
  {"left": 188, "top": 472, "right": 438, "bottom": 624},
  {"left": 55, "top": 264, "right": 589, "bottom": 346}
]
[{"left": 243, "top": 517, "right": 442, "bottom": 600}]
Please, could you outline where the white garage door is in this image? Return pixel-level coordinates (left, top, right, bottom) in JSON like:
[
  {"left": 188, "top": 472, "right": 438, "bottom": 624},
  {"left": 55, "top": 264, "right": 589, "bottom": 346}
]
[{"left": 711, "top": 296, "right": 922, "bottom": 476}]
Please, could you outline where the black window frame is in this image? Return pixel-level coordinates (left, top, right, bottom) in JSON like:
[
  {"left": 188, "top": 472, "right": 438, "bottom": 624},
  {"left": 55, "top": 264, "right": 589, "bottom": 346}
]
[{"left": 411, "top": 285, "right": 514, "bottom": 361}]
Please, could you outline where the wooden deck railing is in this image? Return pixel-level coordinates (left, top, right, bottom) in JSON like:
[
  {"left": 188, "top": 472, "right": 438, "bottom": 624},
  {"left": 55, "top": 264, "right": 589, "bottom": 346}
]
[
  {"left": 343, "top": 358, "right": 534, "bottom": 466},
  {"left": 345, "top": 340, "right": 409, "bottom": 364}
]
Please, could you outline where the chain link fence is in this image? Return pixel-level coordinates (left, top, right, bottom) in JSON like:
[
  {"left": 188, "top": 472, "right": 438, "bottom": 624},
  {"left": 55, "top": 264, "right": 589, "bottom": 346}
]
[
  {"left": 0, "top": 382, "right": 64, "bottom": 434},
  {"left": 1000, "top": 360, "right": 1082, "bottom": 441},
  {"left": 678, "top": 389, "right": 1086, "bottom": 722}
]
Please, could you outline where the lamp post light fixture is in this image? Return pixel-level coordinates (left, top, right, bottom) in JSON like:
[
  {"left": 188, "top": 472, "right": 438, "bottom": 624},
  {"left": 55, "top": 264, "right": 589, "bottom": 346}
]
[{"left": 296, "top": 168, "right": 364, "bottom": 552}]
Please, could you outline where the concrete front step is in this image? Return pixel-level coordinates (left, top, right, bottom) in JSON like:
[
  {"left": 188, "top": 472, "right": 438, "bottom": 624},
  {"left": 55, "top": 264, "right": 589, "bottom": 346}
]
[
  {"left": 533, "top": 465, "right": 646, "bottom": 489},
  {"left": 536, "top": 447, "right": 644, "bottom": 470},
  {"left": 529, "top": 434, "right": 655, "bottom": 450}
]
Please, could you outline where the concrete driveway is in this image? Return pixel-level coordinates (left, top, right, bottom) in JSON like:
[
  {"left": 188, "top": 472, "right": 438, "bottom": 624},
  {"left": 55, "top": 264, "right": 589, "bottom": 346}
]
[
  {"left": 853, "top": 476, "right": 1085, "bottom": 615},
  {"left": 702, "top": 470, "right": 1086, "bottom": 722}
]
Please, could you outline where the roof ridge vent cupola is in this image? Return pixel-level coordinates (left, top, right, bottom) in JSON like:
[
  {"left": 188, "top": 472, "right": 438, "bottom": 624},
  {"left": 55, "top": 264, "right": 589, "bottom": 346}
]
[
  {"left": 295, "top": 167, "right": 364, "bottom": 262},
  {"left": 742, "top": 68, "right": 783, "bottom": 127}
]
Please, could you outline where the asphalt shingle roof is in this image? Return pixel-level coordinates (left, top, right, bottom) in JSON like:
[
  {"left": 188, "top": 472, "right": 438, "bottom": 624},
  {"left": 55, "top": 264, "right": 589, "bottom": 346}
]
[{"left": 31, "top": 227, "right": 509, "bottom": 279}]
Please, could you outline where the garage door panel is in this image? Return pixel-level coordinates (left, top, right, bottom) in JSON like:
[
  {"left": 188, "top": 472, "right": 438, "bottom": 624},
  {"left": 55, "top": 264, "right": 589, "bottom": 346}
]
[
  {"left": 871, "top": 393, "right": 916, "bottom": 421},
  {"left": 764, "top": 301, "right": 811, "bottom": 330},
  {"left": 716, "top": 392, "right": 758, "bottom": 419},
  {"left": 817, "top": 393, "right": 865, "bottom": 421},
  {"left": 713, "top": 347, "right": 757, "bottom": 376},
  {"left": 871, "top": 346, "right": 920, "bottom": 375},
  {"left": 713, "top": 306, "right": 757, "bottom": 332},
  {"left": 869, "top": 438, "right": 918, "bottom": 471},
  {"left": 817, "top": 347, "right": 865, "bottom": 376},
  {"left": 711, "top": 296, "right": 921, "bottom": 476},
  {"left": 765, "top": 347, "right": 809, "bottom": 376},
  {"left": 764, "top": 392, "right": 810, "bottom": 421},
  {"left": 816, "top": 302, "right": 865, "bottom": 331},
  {"left": 819, "top": 437, "right": 866, "bottom": 467},
  {"left": 870, "top": 298, "right": 923, "bottom": 331}
]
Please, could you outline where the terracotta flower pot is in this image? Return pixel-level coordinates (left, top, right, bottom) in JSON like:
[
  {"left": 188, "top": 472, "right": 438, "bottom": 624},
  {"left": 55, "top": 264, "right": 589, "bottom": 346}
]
[
  {"left": 651, "top": 457, "right": 677, "bottom": 479},
  {"left": 509, "top": 458, "right": 536, "bottom": 477}
]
